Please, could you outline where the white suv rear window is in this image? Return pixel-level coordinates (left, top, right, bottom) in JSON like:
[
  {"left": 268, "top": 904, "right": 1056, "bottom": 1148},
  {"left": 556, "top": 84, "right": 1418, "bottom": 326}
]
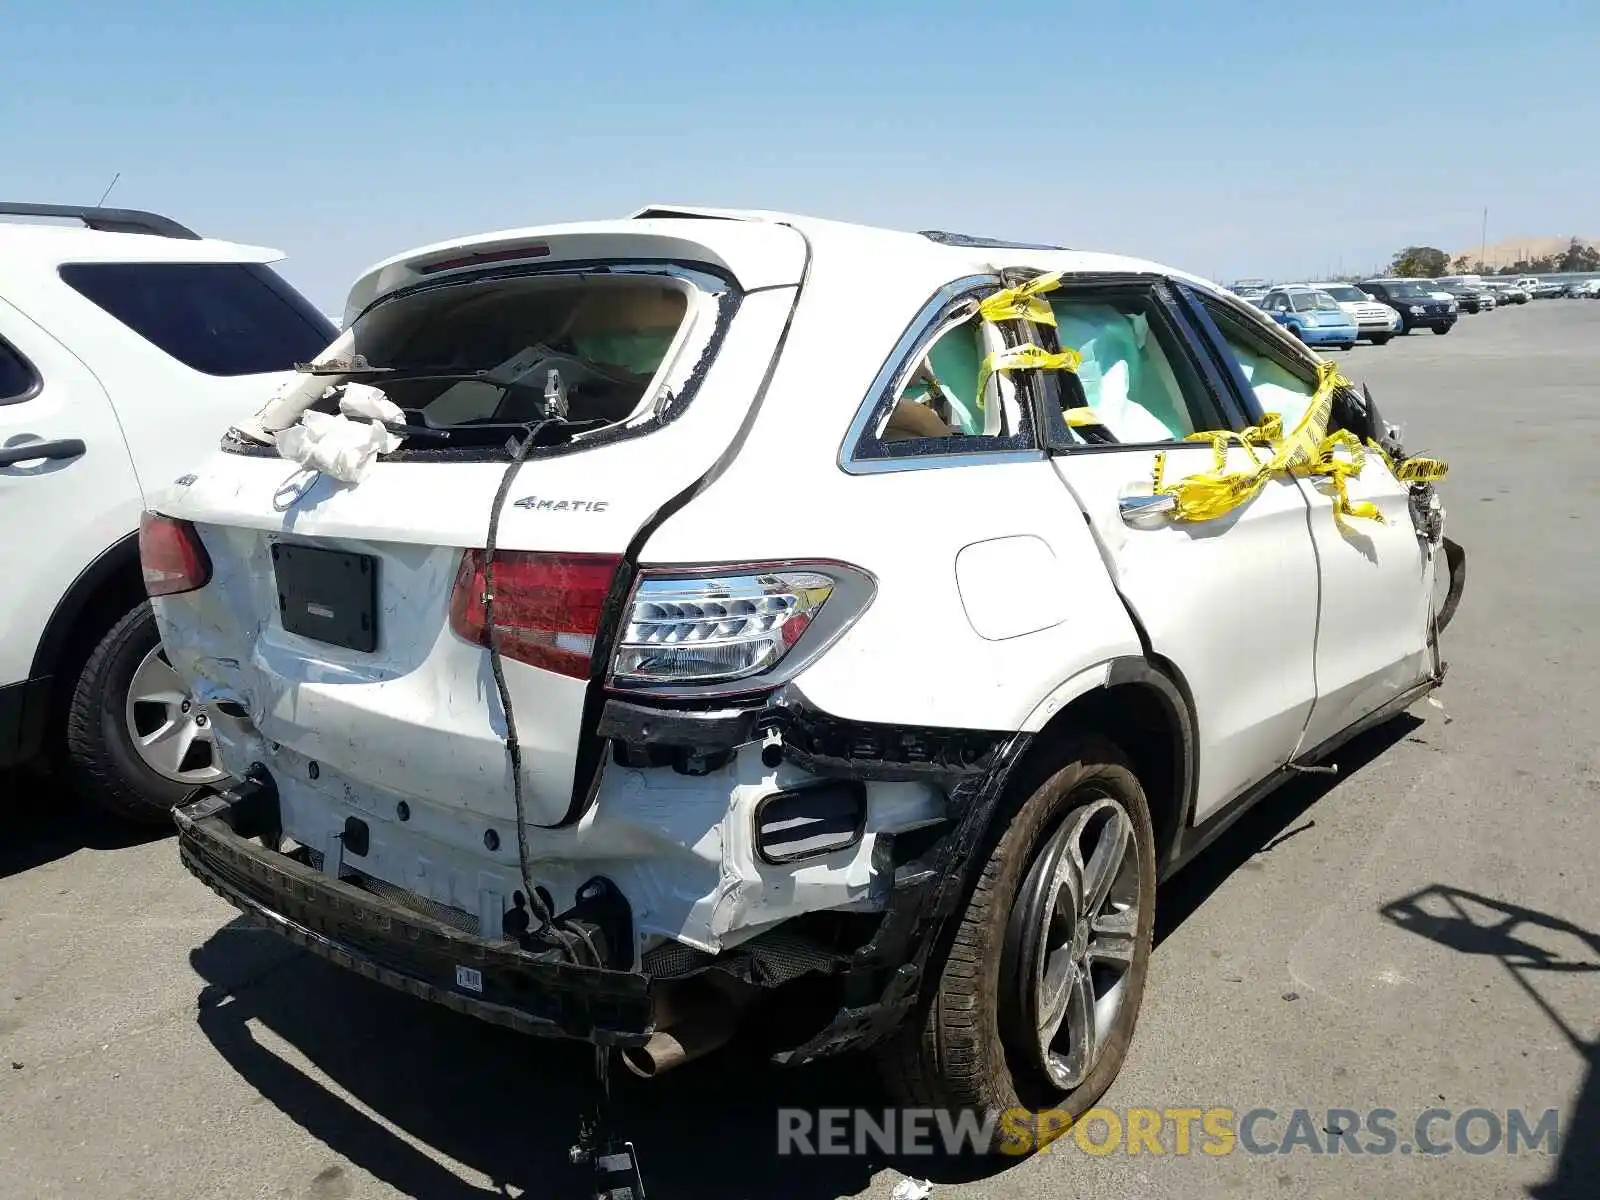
[{"left": 59, "top": 262, "right": 336, "bottom": 377}]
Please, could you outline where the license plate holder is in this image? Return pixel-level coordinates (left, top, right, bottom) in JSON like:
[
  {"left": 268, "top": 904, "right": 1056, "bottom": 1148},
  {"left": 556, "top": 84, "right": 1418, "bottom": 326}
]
[{"left": 272, "top": 543, "right": 378, "bottom": 652}]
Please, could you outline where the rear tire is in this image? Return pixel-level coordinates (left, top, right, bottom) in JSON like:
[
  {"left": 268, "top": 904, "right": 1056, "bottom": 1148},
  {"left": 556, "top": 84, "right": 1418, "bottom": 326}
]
[
  {"left": 1368, "top": 334, "right": 1392, "bottom": 346},
  {"left": 63, "top": 602, "right": 224, "bottom": 826},
  {"left": 877, "top": 738, "right": 1157, "bottom": 1157},
  {"left": 1433, "top": 324, "right": 1452, "bottom": 335},
  {"left": 1338, "top": 342, "right": 1356, "bottom": 351}
]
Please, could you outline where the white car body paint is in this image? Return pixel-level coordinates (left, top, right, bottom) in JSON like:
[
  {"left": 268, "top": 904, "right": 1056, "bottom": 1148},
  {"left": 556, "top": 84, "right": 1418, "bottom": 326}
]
[
  {"left": 1292, "top": 459, "right": 1436, "bottom": 751},
  {"left": 152, "top": 207, "right": 1446, "bottom": 962},
  {"left": 1017, "top": 661, "right": 1113, "bottom": 733},
  {"left": 954, "top": 536, "right": 1071, "bottom": 642}
]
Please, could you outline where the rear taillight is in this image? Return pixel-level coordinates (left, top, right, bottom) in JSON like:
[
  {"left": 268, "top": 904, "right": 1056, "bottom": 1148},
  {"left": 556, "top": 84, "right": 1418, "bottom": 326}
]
[
  {"left": 607, "top": 562, "right": 876, "bottom": 697},
  {"left": 449, "top": 550, "right": 622, "bottom": 680},
  {"left": 139, "top": 512, "right": 212, "bottom": 598}
]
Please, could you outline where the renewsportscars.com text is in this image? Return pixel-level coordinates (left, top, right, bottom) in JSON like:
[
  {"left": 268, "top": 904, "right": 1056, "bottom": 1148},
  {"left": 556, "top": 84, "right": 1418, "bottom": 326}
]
[{"left": 776, "top": 1106, "right": 1563, "bottom": 1158}]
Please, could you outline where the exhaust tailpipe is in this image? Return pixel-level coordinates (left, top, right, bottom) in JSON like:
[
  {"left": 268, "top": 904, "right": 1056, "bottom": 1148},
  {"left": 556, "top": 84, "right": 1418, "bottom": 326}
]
[{"left": 620, "top": 984, "right": 738, "bottom": 1079}]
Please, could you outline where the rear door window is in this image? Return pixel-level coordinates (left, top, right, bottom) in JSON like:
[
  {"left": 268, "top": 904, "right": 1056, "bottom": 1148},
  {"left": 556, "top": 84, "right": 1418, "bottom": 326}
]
[{"left": 59, "top": 262, "right": 336, "bottom": 377}]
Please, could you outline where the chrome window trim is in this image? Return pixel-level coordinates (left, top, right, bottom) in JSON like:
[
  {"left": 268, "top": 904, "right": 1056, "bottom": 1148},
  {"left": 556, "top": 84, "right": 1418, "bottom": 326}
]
[{"left": 839, "top": 272, "right": 1047, "bottom": 476}]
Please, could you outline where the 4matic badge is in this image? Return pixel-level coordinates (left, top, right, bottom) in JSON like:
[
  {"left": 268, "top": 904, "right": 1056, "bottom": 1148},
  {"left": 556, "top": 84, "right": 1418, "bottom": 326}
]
[{"left": 513, "top": 496, "right": 610, "bottom": 513}]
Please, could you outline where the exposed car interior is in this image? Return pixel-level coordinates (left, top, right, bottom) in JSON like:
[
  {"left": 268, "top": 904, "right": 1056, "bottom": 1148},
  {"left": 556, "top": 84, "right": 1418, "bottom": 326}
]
[{"left": 324, "top": 274, "right": 691, "bottom": 437}]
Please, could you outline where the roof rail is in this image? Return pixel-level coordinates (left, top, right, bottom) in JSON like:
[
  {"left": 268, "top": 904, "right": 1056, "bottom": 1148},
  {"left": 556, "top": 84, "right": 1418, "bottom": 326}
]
[
  {"left": 918, "top": 230, "right": 1072, "bottom": 251},
  {"left": 0, "top": 202, "right": 200, "bottom": 240}
]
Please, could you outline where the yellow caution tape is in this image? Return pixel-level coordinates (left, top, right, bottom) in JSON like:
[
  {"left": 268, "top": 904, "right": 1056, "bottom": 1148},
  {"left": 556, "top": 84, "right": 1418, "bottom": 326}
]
[
  {"left": 977, "top": 271, "right": 1065, "bottom": 327},
  {"left": 1152, "top": 360, "right": 1448, "bottom": 528},
  {"left": 974, "top": 343, "right": 1083, "bottom": 409}
]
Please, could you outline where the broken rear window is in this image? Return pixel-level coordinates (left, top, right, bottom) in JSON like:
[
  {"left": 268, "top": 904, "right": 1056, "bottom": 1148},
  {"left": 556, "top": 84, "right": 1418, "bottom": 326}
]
[{"left": 328, "top": 273, "right": 693, "bottom": 436}]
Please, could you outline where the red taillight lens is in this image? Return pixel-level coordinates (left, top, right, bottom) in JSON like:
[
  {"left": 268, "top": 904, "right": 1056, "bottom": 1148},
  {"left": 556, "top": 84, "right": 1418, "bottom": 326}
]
[
  {"left": 449, "top": 550, "right": 622, "bottom": 680},
  {"left": 139, "top": 511, "right": 212, "bottom": 598}
]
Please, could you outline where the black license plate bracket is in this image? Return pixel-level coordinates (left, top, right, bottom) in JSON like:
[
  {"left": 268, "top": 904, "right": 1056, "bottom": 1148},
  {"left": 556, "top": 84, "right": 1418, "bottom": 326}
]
[{"left": 272, "top": 543, "right": 378, "bottom": 652}]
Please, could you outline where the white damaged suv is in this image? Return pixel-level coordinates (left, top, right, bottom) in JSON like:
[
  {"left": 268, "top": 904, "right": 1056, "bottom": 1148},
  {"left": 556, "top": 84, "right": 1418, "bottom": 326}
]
[{"left": 151, "top": 206, "right": 1463, "bottom": 1142}]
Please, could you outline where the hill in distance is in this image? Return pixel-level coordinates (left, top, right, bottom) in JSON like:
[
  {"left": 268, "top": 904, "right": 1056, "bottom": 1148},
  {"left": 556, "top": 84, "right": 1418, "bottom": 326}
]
[{"left": 1450, "top": 235, "right": 1598, "bottom": 270}]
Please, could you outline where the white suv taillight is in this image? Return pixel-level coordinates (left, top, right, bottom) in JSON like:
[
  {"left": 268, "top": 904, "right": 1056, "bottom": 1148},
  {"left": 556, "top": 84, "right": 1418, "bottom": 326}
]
[
  {"left": 139, "top": 512, "right": 212, "bottom": 597},
  {"left": 608, "top": 562, "right": 875, "bottom": 696},
  {"left": 449, "top": 550, "right": 623, "bottom": 680}
]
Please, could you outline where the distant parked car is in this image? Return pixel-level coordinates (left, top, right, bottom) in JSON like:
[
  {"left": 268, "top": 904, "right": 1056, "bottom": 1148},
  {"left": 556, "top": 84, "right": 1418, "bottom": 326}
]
[
  {"left": 1297, "top": 282, "right": 1401, "bottom": 344},
  {"left": 1434, "top": 281, "right": 1488, "bottom": 313},
  {"left": 1258, "top": 286, "right": 1360, "bottom": 348},
  {"left": 1571, "top": 280, "right": 1600, "bottom": 298},
  {"left": 1228, "top": 280, "right": 1270, "bottom": 302},
  {"left": 1359, "top": 279, "right": 1459, "bottom": 334}
]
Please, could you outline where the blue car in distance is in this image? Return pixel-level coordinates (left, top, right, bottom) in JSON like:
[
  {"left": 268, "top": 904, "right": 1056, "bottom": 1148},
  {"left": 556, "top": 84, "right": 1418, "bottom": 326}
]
[{"left": 1258, "top": 286, "right": 1360, "bottom": 349}]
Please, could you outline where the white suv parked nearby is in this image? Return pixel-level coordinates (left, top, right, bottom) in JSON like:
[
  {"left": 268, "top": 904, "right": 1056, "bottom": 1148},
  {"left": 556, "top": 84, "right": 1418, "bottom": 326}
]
[
  {"left": 0, "top": 203, "right": 336, "bottom": 821},
  {"left": 153, "top": 206, "right": 1464, "bottom": 1148}
]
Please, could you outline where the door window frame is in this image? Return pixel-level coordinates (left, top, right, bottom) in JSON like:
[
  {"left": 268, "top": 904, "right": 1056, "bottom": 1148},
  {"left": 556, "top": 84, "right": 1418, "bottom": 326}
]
[
  {"left": 1030, "top": 274, "right": 1252, "bottom": 455},
  {"left": 1171, "top": 282, "right": 1323, "bottom": 427}
]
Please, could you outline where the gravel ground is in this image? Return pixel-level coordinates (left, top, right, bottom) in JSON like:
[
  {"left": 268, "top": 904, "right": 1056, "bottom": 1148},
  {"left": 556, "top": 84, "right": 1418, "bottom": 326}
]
[{"left": 2, "top": 299, "right": 1596, "bottom": 1200}]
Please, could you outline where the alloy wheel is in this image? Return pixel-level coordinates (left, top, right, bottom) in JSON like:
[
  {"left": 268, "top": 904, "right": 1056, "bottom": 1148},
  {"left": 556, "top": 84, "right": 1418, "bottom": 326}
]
[
  {"left": 123, "top": 643, "right": 227, "bottom": 786},
  {"left": 1006, "top": 795, "right": 1142, "bottom": 1090}
]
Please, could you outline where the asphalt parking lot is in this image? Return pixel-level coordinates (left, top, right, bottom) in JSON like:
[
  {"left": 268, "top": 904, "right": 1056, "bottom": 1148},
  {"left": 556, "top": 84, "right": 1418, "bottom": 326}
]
[{"left": 3, "top": 300, "right": 1596, "bottom": 1200}]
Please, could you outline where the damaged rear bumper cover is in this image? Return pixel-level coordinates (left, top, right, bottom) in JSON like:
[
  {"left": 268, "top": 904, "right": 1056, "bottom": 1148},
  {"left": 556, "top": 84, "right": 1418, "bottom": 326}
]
[
  {"left": 174, "top": 790, "right": 654, "bottom": 1046},
  {"left": 174, "top": 692, "right": 1036, "bottom": 1065}
]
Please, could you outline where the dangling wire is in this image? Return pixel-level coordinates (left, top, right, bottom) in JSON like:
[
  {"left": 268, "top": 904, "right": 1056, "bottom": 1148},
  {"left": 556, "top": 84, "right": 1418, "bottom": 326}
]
[{"left": 482, "top": 421, "right": 558, "bottom": 935}]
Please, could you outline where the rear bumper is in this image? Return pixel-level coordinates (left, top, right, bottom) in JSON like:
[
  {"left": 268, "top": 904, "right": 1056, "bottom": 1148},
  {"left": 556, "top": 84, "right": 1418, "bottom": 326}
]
[{"left": 175, "top": 788, "right": 655, "bottom": 1045}]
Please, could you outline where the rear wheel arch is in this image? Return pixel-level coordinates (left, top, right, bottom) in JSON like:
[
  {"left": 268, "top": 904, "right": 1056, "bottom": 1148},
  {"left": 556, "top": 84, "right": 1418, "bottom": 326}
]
[
  {"left": 30, "top": 531, "right": 146, "bottom": 717},
  {"left": 1010, "top": 659, "right": 1195, "bottom": 876}
]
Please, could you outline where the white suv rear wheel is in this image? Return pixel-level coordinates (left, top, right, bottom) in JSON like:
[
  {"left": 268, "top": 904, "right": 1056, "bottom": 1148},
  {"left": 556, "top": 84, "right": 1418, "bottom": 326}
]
[{"left": 63, "top": 602, "right": 226, "bottom": 825}]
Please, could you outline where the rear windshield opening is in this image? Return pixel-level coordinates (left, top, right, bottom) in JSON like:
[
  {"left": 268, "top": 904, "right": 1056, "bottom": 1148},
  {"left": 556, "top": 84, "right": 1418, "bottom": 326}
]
[{"left": 332, "top": 273, "right": 692, "bottom": 438}]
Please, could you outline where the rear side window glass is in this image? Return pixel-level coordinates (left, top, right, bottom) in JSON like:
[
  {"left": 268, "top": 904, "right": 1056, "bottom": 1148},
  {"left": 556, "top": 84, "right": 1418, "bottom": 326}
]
[
  {"left": 885, "top": 314, "right": 1023, "bottom": 441},
  {"left": 0, "top": 337, "right": 38, "bottom": 402},
  {"left": 340, "top": 273, "right": 692, "bottom": 430},
  {"left": 59, "top": 263, "right": 336, "bottom": 377}
]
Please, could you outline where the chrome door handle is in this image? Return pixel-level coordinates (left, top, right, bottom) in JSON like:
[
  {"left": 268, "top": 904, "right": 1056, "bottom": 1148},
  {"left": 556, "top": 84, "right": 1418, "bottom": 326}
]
[
  {"left": 0, "top": 437, "right": 86, "bottom": 466},
  {"left": 1118, "top": 492, "right": 1176, "bottom": 523}
]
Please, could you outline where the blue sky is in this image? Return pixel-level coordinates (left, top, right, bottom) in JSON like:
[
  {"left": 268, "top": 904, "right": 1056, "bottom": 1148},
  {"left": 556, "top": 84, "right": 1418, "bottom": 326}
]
[{"left": 4, "top": 0, "right": 1595, "bottom": 309}]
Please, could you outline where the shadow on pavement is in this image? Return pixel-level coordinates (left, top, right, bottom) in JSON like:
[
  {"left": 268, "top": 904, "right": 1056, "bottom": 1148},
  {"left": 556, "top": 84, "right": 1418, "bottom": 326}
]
[
  {"left": 1379, "top": 884, "right": 1598, "bottom": 1200},
  {"left": 0, "top": 764, "right": 171, "bottom": 880},
  {"left": 184, "top": 711, "right": 1425, "bottom": 1199},
  {"left": 191, "top": 927, "right": 976, "bottom": 1199},
  {"left": 1155, "top": 713, "right": 1421, "bottom": 946}
]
